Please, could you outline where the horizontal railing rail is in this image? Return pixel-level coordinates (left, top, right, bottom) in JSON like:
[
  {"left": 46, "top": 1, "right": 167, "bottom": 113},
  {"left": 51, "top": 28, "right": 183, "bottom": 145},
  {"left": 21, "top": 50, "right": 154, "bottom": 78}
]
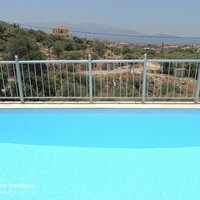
[{"left": 0, "top": 54, "right": 200, "bottom": 103}]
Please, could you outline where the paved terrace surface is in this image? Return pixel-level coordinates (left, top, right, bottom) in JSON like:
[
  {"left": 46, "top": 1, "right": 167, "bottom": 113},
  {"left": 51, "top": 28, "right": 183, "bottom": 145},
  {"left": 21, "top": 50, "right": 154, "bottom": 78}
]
[{"left": 0, "top": 102, "right": 200, "bottom": 109}]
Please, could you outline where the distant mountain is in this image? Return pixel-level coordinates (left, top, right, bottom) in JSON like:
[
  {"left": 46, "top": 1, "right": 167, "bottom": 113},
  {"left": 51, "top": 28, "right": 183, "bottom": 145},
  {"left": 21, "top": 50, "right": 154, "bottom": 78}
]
[
  {"left": 67, "top": 23, "right": 146, "bottom": 35},
  {"left": 23, "top": 21, "right": 147, "bottom": 36},
  {"left": 23, "top": 22, "right": 200, "bottom": 45}
]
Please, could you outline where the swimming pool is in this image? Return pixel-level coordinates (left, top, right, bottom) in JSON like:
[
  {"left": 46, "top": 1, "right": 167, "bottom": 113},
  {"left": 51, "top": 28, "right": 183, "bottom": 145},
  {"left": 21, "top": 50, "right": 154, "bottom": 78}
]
[
  {"left": 1, "top": 109, "right": 200, "bottom": 148},
  {"left": 1, "top": 109, "right": 200, "bottom": 200}
]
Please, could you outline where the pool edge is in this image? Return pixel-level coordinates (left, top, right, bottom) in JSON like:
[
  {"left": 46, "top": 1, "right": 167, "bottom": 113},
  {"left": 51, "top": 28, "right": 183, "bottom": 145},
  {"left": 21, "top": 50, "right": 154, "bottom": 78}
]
[{"left": 1, "top": 102, "right": 200, "bottom": 109}]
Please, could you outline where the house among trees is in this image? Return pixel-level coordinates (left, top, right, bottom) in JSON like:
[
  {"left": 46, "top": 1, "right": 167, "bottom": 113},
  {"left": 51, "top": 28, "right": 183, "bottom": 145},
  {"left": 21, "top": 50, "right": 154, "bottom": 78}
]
[
  {"left": 163, "top": 45, "right": 178, "bottom": 51},
  {"left": 52, "top": 26, "right": 71, "bottom": 38},
  {"left": 119, "top": 42, "right": 129, "bottom": 47}
]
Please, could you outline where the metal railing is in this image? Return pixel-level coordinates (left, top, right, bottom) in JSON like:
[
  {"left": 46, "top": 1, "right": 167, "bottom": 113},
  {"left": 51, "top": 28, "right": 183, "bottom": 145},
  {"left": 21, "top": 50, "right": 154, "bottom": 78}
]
[{"left": 0, "top": 54, "right": 200, "bottom": 103}]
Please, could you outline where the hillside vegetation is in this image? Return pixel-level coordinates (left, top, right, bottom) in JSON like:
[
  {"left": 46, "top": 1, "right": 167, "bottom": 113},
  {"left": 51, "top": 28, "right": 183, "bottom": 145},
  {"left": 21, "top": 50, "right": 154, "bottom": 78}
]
[{"left": 1, "top": 21, "right": 200, "bottom": 61}]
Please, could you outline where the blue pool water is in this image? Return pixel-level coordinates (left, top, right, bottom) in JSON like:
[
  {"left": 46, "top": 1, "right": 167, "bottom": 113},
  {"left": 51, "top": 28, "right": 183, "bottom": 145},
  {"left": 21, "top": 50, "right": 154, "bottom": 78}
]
[
  {"left": 0, "top": 109, "right": 200, "bottom": 200},
  {"left": 0, "top": 109, "right": 200, "bottom": 148}
]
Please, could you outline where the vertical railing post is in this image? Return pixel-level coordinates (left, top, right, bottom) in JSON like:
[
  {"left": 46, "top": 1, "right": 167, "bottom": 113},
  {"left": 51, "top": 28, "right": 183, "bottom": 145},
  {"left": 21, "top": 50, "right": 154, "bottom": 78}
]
[
  {"left": 142, "top": 54, "right": 147, "bottom": 103},
  {"left": 195, "top": 63, "right": 200, "bottom": 103},
  {"left": 15, "top": 55, "right": 24, "bottom": 103},
  {"left": 88, "top": 54, "right": 93, "bottom": 103}
]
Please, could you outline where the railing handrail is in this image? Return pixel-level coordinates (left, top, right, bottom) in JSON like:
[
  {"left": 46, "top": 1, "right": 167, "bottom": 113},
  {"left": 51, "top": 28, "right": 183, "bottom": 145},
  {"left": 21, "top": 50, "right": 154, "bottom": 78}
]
[
  {"left": 0, "top": 61, "right": 16, "bottom": 64},
  {"left": 92, "top": 60, "right": 144, "bottom": 63},
  {"left": 1, "top": 59, "right": 200, "bottom": 64},
  {"left": 148, "top": 59, "right": 200, "bottom": 63},
  {"left": 19, "top": 60, "right": 89, "bottom": 64},
  {"left": 0, "top": 54, "right": 200, "bottom": 104}
]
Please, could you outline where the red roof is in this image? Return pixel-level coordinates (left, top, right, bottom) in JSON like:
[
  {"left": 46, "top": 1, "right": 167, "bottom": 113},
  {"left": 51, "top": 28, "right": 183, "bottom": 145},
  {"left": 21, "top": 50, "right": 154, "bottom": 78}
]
[
  {"left": 119, "top": 43, "right": 129, "bottom": 45},
  {"left": 53, "top": 26, "right": 66, "bottom": 30},
  {"left": 163, "top": 45, "right": 178, "bottom": 48}
]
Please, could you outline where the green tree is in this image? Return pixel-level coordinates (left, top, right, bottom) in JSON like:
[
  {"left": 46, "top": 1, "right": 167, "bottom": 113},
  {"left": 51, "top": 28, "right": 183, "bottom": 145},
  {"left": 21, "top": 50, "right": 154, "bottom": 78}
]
[
  {"left": 34, "top": 30, "right": 48, "bottom": 42},
  {"left": 42, "top": 38, "right": 54, "bottom": 59},
  {"left": 92, "top": 41, "right": 106, "bottom": 57},
  {"left": 0, "top": 25, "right": 4, "bottom": 36},
  {"left": 53, "top": 41, "right": 64, "bottom": 58},
  {"left": 121, "top": 47, "right": 132, "bottom": 55},
  {"left": 64, "top": 51, "right": 84, "bottom": 60},
  {"left": 63, "top": 40, "right": 76, "bottom": 51},
  {"left": 0, "top": 40, "right": 5, "bottom": 52},
  {"left": 4, "top": 34, "right": 45, "bottom": 60},
  {"left": 123, "top": 53, "right": 137, "bottom": 59},
  {"left": 109, "top": 46, "right": 121, "bottom": 55}
]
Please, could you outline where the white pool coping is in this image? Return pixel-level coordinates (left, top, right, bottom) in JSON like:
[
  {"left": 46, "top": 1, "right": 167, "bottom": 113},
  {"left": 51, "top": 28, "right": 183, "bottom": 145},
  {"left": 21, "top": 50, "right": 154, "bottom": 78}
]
[{"left": 0, "top": 102, "right": 200, "bottom": 109}]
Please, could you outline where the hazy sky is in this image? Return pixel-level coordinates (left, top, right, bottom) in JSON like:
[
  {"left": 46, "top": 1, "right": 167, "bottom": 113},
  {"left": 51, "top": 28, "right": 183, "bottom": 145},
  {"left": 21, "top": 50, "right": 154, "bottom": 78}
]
[{"left": 1, "top": 0, "right": 200, "bottom": 36}]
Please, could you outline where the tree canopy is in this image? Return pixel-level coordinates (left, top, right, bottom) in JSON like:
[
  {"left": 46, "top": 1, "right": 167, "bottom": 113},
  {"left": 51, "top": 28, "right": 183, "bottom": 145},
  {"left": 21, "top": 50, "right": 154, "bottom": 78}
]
[{"left": 4, "top": 34, "right": 45, "bottom": 60}]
